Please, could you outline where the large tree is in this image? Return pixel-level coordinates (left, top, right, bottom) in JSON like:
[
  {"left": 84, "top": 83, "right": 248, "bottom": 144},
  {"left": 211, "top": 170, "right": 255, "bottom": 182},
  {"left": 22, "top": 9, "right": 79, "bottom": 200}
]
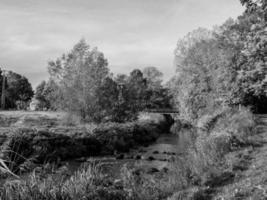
[
  {"left": 5, "top": 71, "right": 34, "bottom": 109},
  {"left": 172, "top": 29, "right": 227, "bottom": 121},
  {"left": 48, "top": 39, "right": 110, "bottom": 121},
  {"left": 216, "top": 0, "right": 267, "bottom": 112}
]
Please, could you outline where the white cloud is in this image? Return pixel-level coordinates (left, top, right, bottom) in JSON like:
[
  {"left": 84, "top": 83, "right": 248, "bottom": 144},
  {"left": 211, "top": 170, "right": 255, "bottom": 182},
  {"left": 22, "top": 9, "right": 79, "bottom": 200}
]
[{"left": 0, "top": 0, "right": 244, "bottom": 87}]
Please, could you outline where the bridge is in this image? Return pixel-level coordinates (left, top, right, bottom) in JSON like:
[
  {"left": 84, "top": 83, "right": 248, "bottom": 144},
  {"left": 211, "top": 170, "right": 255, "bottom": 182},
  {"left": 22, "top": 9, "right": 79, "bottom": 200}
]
[{"left": 143, "top": 109, "right": 179, "bottom": 114}]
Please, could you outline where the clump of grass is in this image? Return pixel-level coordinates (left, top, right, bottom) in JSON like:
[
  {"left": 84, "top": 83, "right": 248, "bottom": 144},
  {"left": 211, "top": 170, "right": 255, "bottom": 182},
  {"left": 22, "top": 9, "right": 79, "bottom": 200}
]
[
  {"left": 0, "top": 164, "right": 128, "bottom": 200},
  {"left": 121, "top": 164, "right": 179, "bottom": 200},
  {"left": 0, "top": 129, "right": 37, "bottom": 176},
  {"left": 2, "top": 163, "right": 178, "bottom": 200},
  {"left": 0, "top": 158, "right": 19, "bottom": 178}
]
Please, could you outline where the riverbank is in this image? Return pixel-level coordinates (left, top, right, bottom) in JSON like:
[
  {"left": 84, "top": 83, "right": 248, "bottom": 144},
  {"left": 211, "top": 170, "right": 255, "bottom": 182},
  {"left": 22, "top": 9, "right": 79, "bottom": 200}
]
[
  {"left": 212, "top": 115, "right": 267, "bottom": 199},
  {"left": 1, "top": 110, "right": 265, "bottom": 200},
  {"left": 168, "top": 108, "right": 265, "bottom": 200},
  {"left": 0, "top": 111, "right": 173, "bottom": 176}
]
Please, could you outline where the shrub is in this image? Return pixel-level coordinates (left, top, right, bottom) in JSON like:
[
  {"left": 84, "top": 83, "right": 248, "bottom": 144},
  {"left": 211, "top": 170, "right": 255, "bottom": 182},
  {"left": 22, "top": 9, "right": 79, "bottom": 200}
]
[{"left": 213, "top": 106, "right": 256, "bottom": 145}]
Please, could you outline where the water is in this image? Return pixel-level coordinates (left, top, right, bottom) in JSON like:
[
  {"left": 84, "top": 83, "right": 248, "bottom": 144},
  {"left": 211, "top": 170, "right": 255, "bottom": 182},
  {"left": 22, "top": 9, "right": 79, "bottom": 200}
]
[{"left": 64, "top": 133, "right": 181, "bottom": 178}]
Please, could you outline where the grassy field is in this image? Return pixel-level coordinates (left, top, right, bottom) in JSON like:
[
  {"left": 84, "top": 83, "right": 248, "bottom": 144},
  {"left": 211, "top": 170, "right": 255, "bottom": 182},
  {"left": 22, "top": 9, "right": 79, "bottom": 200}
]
[{"left": 0, "top": 111, "right": 71, "bottom": 128}]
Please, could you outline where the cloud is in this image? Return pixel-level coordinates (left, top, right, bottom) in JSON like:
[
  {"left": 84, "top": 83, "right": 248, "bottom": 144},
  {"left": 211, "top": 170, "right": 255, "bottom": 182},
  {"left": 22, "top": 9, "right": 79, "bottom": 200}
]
[{"left": 0, "top": 0, "right": 244, "bottom": 87}]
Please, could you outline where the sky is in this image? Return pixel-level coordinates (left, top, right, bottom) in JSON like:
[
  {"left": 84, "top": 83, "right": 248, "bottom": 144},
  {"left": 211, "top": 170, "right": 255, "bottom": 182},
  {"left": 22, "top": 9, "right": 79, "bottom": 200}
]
[{"left": 0, "top": 0, "right": 244, "bottom": 88}]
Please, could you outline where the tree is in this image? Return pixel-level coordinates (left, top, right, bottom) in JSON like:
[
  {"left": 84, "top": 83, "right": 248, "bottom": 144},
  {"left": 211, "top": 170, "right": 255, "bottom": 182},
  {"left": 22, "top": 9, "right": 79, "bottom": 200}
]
[
  {"left": 142, "top": 66, "right": 163, "bottom": 90},
  {"left": 35, "top": 81, "right": 48, "bottom": 110},
  {"left": 48, "top": 39, "right": 110, "bottom": 121},
  {"left": 126, "top": 69, "right": 148, "bottom": 113},
  {"left": 215, "top": 0, "right": 267, "bottom": 112},
  {"left": 35, "top": 79, "right": 61, "bottom": 111},
  {"left": 5, "top": 71, "right": 34, "bottom": 109},
  {"left": 95, "top": 77, "right": 120, "bottom": 122},
  {"left": 175, "top": 28, "right": 213, "bottom": 74},
  {"left": 238, "top": 0, "right": 267, "bottom": 112},
  {"left": 171, "top": 25, "right": 248, "bottom": 121},
  {"left": 142, "top": 66, "right": 172, "bottom": 109}
]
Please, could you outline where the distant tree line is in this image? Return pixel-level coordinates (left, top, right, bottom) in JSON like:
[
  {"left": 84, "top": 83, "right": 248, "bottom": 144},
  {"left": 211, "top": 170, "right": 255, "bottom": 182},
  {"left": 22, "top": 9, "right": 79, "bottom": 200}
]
[
  {"left": 0, "top": 69, "right": 34, "bottom": 110},
  {"left": 168, "top": 0, "right": 266, "bottom": 122},
  {"left": 35, "top": 40, "right": 171, "bottom": 122}
]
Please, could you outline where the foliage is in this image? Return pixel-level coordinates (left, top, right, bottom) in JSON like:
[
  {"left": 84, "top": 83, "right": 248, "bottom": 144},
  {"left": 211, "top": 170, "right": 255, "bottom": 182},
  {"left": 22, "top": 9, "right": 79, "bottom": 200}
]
[
  {"left": 143, "top": 66, "right": 172, "bottom": 109},
  {"left": 171, "top": 107, "right": 256, "bottom": 191},
  {"left": 143, "top": 66, "right": 163, "bottom": 90},
  {"left": 170, "top": 0, "right": 266, "bottom": 121},
  {"left": 1, "top": 70, "right": 34, "bottom": 110},
  {"left": 214, "top": 0, "right": 267, "bottom": 112},
  {"left": 45, "top": 40, "right": 171, "bottom": 122},
  {"left": 112, "top": 68, "right": 172, "bottom": 122},
  {"left": 48, "top": 39, "right": 110, "bottom": 122},
  {"left": 171, "top": 28, "right": 236, "bottom": 122},
  {"left": 0, "top": 116, "right": 171, "bottom": 170},
  {"left": 34, "top": 79, "right": 64, "bottom": 111}
]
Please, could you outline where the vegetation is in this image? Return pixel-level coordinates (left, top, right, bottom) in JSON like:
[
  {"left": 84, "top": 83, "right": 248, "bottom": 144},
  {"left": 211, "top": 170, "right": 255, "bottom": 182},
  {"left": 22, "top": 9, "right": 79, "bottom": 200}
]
[
  {"left": 0, "top": 0, "right": 265, "bottom": 199},
  {"left": 169, "top": 0, "right": 266, "bottom": 122},
  {"left": 0, "top": 69, "right": 34, "bottom": 110},
  {"left": 35, "top": 40, "right": 171, "bottom": 123},
  {"left": 0, "top": 114, "right": 172, "bottom": 176},
  {"left": 166, "top": 0, "right": 266, "bottom": 198},
  {"left": 0, "top": 162, "right": 180, "bottom": 200}
]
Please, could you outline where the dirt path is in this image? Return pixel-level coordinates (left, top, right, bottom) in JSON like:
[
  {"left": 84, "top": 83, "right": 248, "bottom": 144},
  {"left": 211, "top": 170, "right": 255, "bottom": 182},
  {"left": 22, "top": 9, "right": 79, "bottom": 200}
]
[{"left": 214, "top": 115, "right": 267, "bottom": 200}]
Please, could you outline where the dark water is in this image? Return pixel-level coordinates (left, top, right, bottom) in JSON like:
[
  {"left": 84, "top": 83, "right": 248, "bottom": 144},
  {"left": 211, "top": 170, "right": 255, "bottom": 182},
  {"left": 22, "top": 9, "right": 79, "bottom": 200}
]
[{"left": 63, "top": 133, "right": 181, "bottom": 178}]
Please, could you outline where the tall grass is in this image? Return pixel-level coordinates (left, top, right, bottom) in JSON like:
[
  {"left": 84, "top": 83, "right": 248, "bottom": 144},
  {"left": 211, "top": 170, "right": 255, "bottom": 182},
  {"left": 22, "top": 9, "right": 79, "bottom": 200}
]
[
  {"left": 1, "top": 163, "right": 177, "bottom": 200},
  {"left": 0, "top": 164, "right": 113, "bottom": 200},
  {"left": 0, "top": 129, "right": 37, "bottom": 175},
  {"left": 168, "top": 106, "right": 256, "bottom": 199}
]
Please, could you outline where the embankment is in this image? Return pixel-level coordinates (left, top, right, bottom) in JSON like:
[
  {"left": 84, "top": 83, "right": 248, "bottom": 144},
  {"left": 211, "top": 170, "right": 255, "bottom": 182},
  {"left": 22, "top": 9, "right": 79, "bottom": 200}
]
[{"left": 0, "top": 114, "right": 173, "bottom": 173}]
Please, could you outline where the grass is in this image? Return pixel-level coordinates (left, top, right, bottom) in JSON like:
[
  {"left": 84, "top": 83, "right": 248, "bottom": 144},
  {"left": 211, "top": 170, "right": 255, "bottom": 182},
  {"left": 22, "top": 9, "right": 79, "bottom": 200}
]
[
  {"left": 168, "top": 106, "right": 257, "bottom": 199},
  {"left": 0, "top": 108, "right": 258, "bottom": 199},
  {"left": 0, "top": 111, "right": 172, "bottom": 180},
  {"left": 0, "top": 163, "right": 178, "bottom": 200},
  {"left": 0, "top": 164, "right": 109, "bottom": 200}
]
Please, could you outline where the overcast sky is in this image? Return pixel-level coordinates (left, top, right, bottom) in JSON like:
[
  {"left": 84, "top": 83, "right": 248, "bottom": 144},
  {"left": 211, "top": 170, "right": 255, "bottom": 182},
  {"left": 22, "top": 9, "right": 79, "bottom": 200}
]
[{"left": 0, "top": 0, "right": 244, "bottom": 88}]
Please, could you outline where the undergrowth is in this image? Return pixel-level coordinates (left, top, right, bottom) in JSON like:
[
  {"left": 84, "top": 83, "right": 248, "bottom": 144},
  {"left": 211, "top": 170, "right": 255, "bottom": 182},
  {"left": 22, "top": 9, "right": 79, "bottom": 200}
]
[
  {"left": 168, "top": 106, "right": 256, "bottom": 199},
  {"left": 0, "top": 163, "right": 178, "bottom": 200}
]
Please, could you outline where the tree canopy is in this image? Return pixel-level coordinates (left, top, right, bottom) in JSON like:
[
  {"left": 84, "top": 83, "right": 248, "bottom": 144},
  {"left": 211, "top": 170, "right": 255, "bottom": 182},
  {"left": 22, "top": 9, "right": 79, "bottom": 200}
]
[
  {"left": 1, "top": 70, "right": 34, "bottom": 109},
  {"left": 169, "top": 0, "right": 267, "bottom": 121}
]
